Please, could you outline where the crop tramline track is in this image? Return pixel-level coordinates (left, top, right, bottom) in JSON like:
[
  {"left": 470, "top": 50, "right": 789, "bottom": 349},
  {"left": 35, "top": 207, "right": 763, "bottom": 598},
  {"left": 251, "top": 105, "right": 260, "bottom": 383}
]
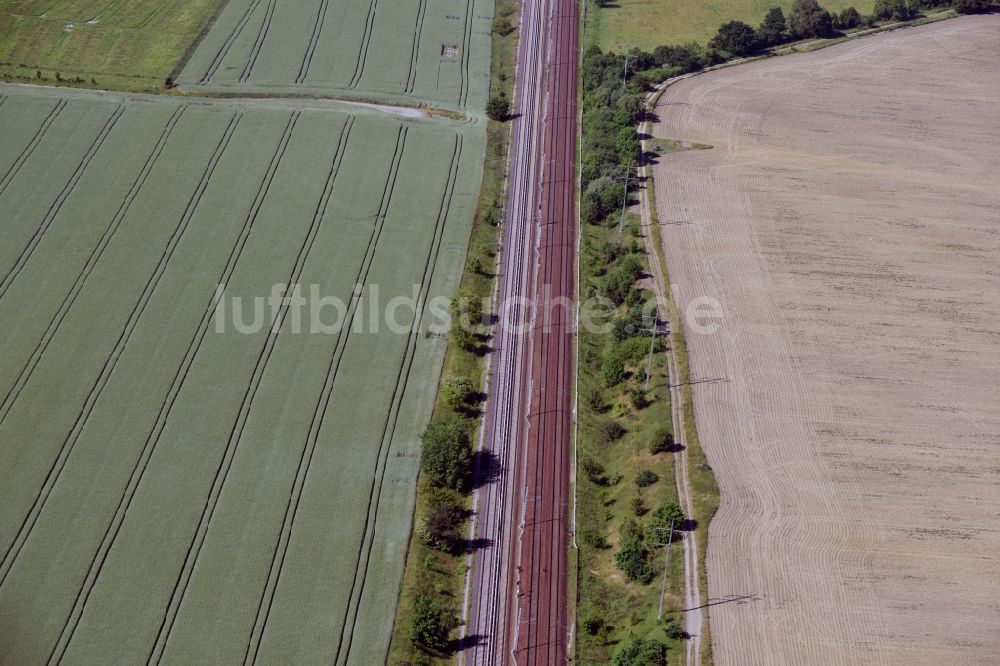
[
  {"left": 296, "top": 0, "right": 332, "bottom": 82},
  {"left": 145, "top": 116, "right": 356, "bottom": 665},
  {"left": 199, "top": 0, "right": 266, "bottom": 84},
  {"left": 0, "top": 99, "right": 65, "bottom": 198},
  {"left": 0, "top": 106, "right": 186, "bottom": 441},
  {"left": 348, "top": 0, "right": 380, "bottom": 90},
  {"left": 339, "top": 134, "right": 463, "bottom": 665},
  {"left": 242, "top": 127, "right": 409, "bottom": 666},
  {"left": 458, "top": 0, "right": 475, "bottom": 108},
  {"left": 0, "top": 106, "right": 190, "bottom": 581},
  {"left": 404, "top": 0, "right": 427, "bottom": 94},
  {"left": 0, "top": 104, "right": 124, "bottom": 302},
  {"left": 44, "top": 111, "right": 298, "bottom": 665},
  {"left": 239, "top": 0, "right": 276, "bottom": 83},
  {"left": 460, "top": 0, "right": 543, "bottom": 658}
]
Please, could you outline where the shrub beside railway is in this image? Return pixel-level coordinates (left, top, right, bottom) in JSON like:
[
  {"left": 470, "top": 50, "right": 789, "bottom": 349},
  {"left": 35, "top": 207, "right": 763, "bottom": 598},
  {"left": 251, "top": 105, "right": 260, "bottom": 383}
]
[{"left": 575, "top": 36, "right": 691, "bottom": 664}]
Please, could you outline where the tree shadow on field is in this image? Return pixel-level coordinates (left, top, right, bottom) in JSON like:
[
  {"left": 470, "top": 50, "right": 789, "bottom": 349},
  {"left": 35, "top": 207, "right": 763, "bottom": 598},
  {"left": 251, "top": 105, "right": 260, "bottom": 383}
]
[
  {"left": 470, "top": 449, "right": 501, "bottom": 490},
  {"left": 642, "top": 149, "right": 661, "bottom": 167},
  {"left": 459, "top": 537, "right": 492, "bottom": 554},
  {"left": 684, "top": 593, "right": 760, "bottom": 612},
  {"left": 661, "top": 441, "right": 685, "bottom": 454},
  {"left": 678, "top": 517, "right": 698, "bottom": 533},
  {"left": 455, "top": 391, "right": 487, "bottom": 418},
  {"left": 470, "top": 332, "right": 492, "bottom": 357},
  {"left": 449, "top": 633, "right": 484, "bottom": 653}
]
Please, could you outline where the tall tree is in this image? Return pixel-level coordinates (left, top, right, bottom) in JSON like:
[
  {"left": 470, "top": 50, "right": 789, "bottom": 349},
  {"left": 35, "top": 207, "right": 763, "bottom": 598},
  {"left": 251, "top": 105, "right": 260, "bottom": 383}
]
[
  {"left": 838, "top": 6, "right": 863, "bottom": 28},
  {"left": 788, "top": 0, "right": 834, "bottom": 38},
  {"left": 873, "top": 0, "right": 915, "bottom": 19},
  {"left": 709, "top": 20, "right": 761, "bottom": 56},
  {"left": 409, "top": 595, "right": 452, "bottom": 650},
  {"left": 758, "top": 7, "right": 788, "bottom": 45},
  {"left": 420, "top": 416, "right": 472, "bottom": 491}
]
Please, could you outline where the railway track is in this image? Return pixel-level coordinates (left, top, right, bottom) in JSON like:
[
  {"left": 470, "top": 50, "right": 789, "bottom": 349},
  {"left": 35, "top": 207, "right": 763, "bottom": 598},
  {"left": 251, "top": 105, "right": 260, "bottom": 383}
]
[{"left": 460, "top": 0, "right": 578, "bottom": 662}]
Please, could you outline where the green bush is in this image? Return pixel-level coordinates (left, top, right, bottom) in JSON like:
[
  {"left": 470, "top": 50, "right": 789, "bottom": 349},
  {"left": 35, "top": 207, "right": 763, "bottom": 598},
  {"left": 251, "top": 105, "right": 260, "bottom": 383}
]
[
  {"left": 837, "top": 6, "right": 863, "bottom": 28},
  {"left": 614, "top": 636, "right": 667, "bottom": 665},
  {"left": 647, "top": 426, "right": 673, "bottom": 454},
  {"left": 420, "top": 416, "right": 472, "bottom": 491},
  {"left": 583, "top": 614, "right": 604, "bottom": 635},
  {"left": 486, "top": 94, "right": 511, "bottom": 121},
  {"left": 628, "top": 385, "right": 648, "bottom": 409},
  {"left": 789, "top": 0, "right": 835, "bottom": 38},
  {"left": 663, "top": 617, "right": 686, "bottom": 639},
  {"left": 634, "top": 469, "right": 659, "bottom": 487},
  {"left": 595, "top": 418, "right": 627, "bottom": 443},
  {"left": 409, "top": 595, "right": 453, "bottom": 650},
  {"left": 441, "top": 375, "right": 477, "bottom": 411},
  {"left": 585, "top": 384, "right": 608, "bottom": 412},
  {"left": 709, "top": 20, "right": 760, "bottom": 56},
  {"left": 492, "top": 16, "right": 514, "bottom": 36},
  {"left": 620, "top": 517, "right": 644, "bottom": 542},
  {"left": 601, "top": 355, "right": 626, "bottom": 387},
  {"left": 953, "top": 0, "right": 994, "bottom": 12},
  {"left": 649, "top": 500, "right": 685, "bottom": 541},
  {"left": 873, "top": 0, "right": 916, "bottom": 19},
  {"left": 615, "top": 537, "right": 653, "bottom": 584},
  {"left": 581, "top": 528, "right": 607, "bottom": 549},
  {"left": 418, "top": 502, "right": 464, "bottom": 552},
  {"left": 582, "top": 456, "right": 607, "bottom": 485},
  {"left": 758, "top": 7, "right": 788, "bottom": 45}
]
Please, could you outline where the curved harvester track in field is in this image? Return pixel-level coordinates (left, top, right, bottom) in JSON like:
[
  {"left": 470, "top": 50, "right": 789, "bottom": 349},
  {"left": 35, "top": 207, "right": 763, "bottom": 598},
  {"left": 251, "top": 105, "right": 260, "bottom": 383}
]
[{"left": 650, "top": 16, "right": 1000, "bottom": 665}]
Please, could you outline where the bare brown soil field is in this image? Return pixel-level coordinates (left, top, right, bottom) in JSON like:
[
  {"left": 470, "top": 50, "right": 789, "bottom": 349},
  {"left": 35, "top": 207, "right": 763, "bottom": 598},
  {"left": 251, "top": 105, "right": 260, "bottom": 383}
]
[{"left": 649, "top": 16, "right": 1000, "bottom": 665}]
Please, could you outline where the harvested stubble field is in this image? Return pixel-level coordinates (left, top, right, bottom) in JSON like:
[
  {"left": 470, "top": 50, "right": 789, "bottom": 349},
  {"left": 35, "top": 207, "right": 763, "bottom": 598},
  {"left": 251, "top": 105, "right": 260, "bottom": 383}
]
[
  {"left": 0, "top": 0, "right": 221, "bottom": 90},
  {"left": 0, "top": 84, "right": 482, "bottom": 663},
  {"left": 649, "top": 16, "right": 1000, "bottom": 665},
  {"left": 177, "top": 0, "right": 494, "bottom": 111}
]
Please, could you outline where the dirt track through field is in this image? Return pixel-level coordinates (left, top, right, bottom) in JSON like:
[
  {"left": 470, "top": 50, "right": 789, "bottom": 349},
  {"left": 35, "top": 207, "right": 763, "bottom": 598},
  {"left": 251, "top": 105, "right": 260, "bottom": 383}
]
[{"left": 650, "top": 16, "right": 1000, "bottom": 665}]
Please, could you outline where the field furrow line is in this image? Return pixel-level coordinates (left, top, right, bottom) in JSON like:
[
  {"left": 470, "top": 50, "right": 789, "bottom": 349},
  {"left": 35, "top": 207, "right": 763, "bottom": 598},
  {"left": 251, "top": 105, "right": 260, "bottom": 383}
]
[
  {"left": 296, "top": 0, "right": 332, "bottom": 83},
  {"left": 0, "top": 104, "right": 124, "bottom": 305},
  {"left": 146, "top": 116, "right": 356, "bottom": 665},
  {"left": 239, "top": 0, "right": 276, "bottom": 84},
  {"left": 132, "top": 0, "right": 174, "bottom": 31},
  {"left": 338, "top": 133, "right": 462, "bottom": 665},
  {"left": 404, "top": 0, "right": 427, "bottom": 94},
  {"left": 0, "top": 106, "right": 186, "bottom": 433},
  {"left": 458, "top": 0, "right": 474, "bottom": 108},
  {"left": 242, "top": 126, "right": 409, "bottom": 666},
  {"left": 0, "top": 99, "right": 66, "bottom": 202},
  {"left": 199, "top": 0, "right": 267, "bottom": 84},
  {"left": 348, "top": 0, "right": 379, "bottom": 89},
  {"left": 44, "top": 111, "right": 300, "bottom": 666}
]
